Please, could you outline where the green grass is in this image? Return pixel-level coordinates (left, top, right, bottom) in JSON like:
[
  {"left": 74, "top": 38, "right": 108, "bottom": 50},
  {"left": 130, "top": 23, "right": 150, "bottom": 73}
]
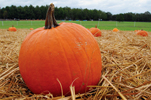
[{"left": 0, "top": 20, "right": 151, "bottom": 31}]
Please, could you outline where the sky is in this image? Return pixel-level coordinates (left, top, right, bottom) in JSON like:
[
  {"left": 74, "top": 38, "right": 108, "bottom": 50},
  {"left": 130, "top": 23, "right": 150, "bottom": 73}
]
[{"left": 0, "top": 0, "right": 151, "bottom": 14}]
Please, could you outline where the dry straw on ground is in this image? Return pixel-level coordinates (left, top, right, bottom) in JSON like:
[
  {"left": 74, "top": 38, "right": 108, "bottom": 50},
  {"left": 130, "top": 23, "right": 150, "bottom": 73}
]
[{"left": 0, "top": 29, "right": 151, "bottom": 100}]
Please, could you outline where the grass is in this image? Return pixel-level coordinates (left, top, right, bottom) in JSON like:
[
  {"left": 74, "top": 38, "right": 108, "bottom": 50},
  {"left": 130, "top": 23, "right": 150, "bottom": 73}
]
[{"left": 0, "top": 20, "right": 151, "bottom": 31}]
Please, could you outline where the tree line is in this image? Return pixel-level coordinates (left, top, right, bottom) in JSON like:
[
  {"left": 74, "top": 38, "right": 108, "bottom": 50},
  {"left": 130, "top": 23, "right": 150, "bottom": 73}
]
[{"left": 0, "top": 5, "right": 151, "bottom": 21}]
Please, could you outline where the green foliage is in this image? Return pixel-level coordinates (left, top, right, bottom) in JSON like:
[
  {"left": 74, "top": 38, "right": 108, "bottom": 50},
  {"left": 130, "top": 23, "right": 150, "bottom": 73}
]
[
  {"left": 0, "top": 5, "right": 107, "bottom": 20},
  {"left": 106, "top": 12, "right": 112, "bottom": 20},
  {"left": 116, "top": 14, "right": 124, "bottom": 22},
  {"left": 3, "top": 10, "right": 7, "bottom": 19},
  {"left": 0, "top": 5, "right": 151, "bottom": 21}
]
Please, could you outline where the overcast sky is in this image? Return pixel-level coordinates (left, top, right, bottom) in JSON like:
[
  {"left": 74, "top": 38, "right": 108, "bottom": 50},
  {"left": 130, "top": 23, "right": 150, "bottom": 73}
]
[{"left": 0, "top": 0, "right": 151, "bottom": 14}]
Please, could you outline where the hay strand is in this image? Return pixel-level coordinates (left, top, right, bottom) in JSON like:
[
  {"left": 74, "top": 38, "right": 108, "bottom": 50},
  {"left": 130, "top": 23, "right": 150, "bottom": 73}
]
[{"left": 102, "top": 75, "right": 127, "bottom": 100}]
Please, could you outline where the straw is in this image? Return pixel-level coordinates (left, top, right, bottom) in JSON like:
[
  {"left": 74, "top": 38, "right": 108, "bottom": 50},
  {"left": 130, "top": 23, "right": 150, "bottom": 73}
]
[
  {"left": 102, "top": 75, "right": 127, "bottom": 100},
  {"left": 0, "top": 29, "right": 151, "bottom": 99}
]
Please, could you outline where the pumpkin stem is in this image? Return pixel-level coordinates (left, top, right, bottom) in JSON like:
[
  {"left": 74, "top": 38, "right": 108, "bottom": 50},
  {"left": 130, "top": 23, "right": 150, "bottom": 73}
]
[{"left": 45, "top": 3, "right": 59, "bottom": 29}]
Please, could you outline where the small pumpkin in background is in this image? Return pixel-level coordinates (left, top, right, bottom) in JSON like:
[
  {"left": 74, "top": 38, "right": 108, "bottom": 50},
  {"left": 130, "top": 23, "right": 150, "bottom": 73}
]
[
  {"left": 19, "top": 3, "right": 102, "bottom": 97},
  {"left": 89, "top": 25, "right": 101, "bottom": 37},
  {"left": 136, "top": 29, "right": 148, "bottom": 36},
  {"left": 8, "top": 25, "right": 17, "bottom": 32},
  {"left": 113, "top": 28, "right": 119, "bottom": 32},
  {"left": 134, "top": 30, "right": 140, "bottom": 32},
  {"left": 30, "top": 28, "right": 34, "bottom": 30}
]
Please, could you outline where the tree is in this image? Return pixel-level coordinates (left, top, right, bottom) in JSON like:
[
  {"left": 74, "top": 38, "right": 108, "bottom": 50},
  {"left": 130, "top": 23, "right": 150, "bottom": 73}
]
[
  {"left": 83, "top": 8, "right": 90, "bottom": 20},
  {"left": 3, "top": 10, "right": 7, "bottom": 19},
  {"left": 8, "top": 5, "right": 18, "bottom": 19},
  {"left": 70, "top": 8, "right": 78, "bottom": 20},
  {"left": 62, "top": 7, "right": 71, "bottom": 20},
  {"left": 91, "top": 9, "right": 98, "bottom": 20},
  {"left": 116, "top": 14, "right": 124, "bottom": 22},
  {"left": 1, "top": 4, "right": 151, "bottom": 22},
  {"left": 76, "top": 9, "right": 83, "bottom": 20},
  {"left": 17, "top": 6, "right": 24, "bottom": 19},
  {"left": 40, "top": 5, "right": 48, "bottom": 20},
  {"left": 0, "top": 7, "right": 1, "bottom": 18},
  {"left": 55, "top": 7, "right": 66, "bottom": 20},
  {"left": 100, "top": 11, "right": 107, "bottom": 20},
  {"left": 34, "top": 6, "right": 41, "bottom": 19},
  {"left": 143, "top": 11, "right": 151, "bottom": 21},
  {"left": 29, "top": 5, "right": 35, "bottom": 19},
  {"left": 106, "top": 12, "right": 112, "bottom": 20},
  {"left": 23, "top": 6, "right": 30, "bottom": 19},
  {"left": 144, "top": 11, "right": 150, "bottom": 15}
]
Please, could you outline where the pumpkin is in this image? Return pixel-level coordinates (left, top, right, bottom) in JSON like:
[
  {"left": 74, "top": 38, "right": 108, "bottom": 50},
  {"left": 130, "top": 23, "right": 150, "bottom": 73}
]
[
  {"left": 89, "top": 25, "right": 101, "bottom": 37},
  {"left": 136, "top": 30, "right": 148, "bottom": 36},
  {"left": 30, "top": 28, "right": 34, "bottom": 30},
  {"left": 19, "top": 3, "right": 102, "bottom": 97},
  {"left": 134, "top": 30, "right": 140, "bottom": 32},
  {"left": 113, "top": 28, "right": 119, "bottom": 32},
  {"left": 8, "top": 25, "right": 17, "bottom": 32}
]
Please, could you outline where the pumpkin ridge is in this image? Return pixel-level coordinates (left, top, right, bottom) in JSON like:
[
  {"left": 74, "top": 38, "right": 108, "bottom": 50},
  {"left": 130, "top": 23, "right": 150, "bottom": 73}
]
[
  {"left": 56, "top": 26, "right": 82, "bottom": 80},
  {"left": 46, "top": 29, "right": 62, "bottom": 94},
  {"left": 81, "top": 27, "right": 100, "bottom": 86},
  {"left": 74, "top": 25, "right": 95, "bottom": 82},
  {"left": 36, "top": 29, "right": 65, "bottom": 94},
  {"left": 53, "top": 27, "right": 75, "bottom": 93},
  {"left": 80, "top": 26, "right": 101, "bottom": 85},
  {"left": 57, "top": 25, "right": 92, "bottom": 93},
  {"left": 65, "top": 24, "right": 94, "bottom": 88},
  {"left": 43, "top": 30, "right": 62, "bottom": 94}
]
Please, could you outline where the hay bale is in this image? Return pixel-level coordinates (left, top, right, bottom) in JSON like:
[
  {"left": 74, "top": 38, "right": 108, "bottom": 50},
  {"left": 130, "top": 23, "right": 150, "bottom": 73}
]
[{"left": 0, "top": 29, "right": 151, "bottom": 99}]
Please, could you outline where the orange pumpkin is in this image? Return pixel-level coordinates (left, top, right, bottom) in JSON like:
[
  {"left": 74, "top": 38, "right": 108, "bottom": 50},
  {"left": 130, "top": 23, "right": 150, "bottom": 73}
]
[
  {"left": 8, "top": 25, "right": 17, "bottom": 32},
  {"left": 19, "top": 3, "right": 102, "bottom": 97},
  {"left": 30, "top": 28, "right": 34, "bottom": 30},
  {"left": 136, "top": 30, "right": 148, "bottom": 36},
  {"left": 89, "top": 25, "right": 101, "bottom": 37},
  {"left": 134, "top": 30, "right": 140, "bottom": 32},
  {"left": 113, "top": 28, "right": 119, "bottom": 32}
]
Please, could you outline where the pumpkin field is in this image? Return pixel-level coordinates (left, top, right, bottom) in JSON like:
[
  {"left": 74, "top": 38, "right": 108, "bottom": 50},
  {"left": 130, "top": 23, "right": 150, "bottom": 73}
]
[
  {"left": 0, "top": 3, "right": 151, "bottom": 100},
  {"left": 0, "top": 27, "right": 151, "bottom": 99}
]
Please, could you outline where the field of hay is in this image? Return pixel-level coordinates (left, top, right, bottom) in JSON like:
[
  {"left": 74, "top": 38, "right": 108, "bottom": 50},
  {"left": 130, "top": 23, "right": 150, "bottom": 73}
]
[{"left": 0, "top": 29, "right": 151, "bottom": 100}]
